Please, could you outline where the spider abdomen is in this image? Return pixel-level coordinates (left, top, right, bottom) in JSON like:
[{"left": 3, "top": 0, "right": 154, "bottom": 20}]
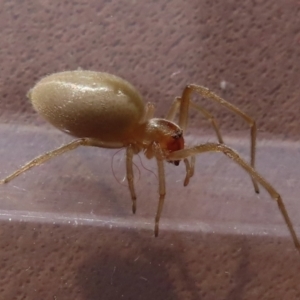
[{"left": 29, "top": 70, "right": 145, "bottom": 146}]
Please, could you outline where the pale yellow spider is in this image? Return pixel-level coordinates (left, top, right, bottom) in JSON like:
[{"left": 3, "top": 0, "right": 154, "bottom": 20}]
[{"left": 1, "top": 70, "right": 299, "bottom": 253}]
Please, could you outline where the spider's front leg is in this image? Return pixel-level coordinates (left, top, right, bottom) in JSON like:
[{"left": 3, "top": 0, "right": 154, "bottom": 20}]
[
  {"left": 126, "top": 145, "right": 137, "bottom": 214},
  {"left": 167, "top": 143, "right": 300, "bottom": 254},
  {"left": 126, "top": 142, "right": 167, "bottom": 237},
  {"left": 166, "top": 85, "right": 259, "bottom": 194},
  {"left": 183, "top": 157, "right": 195, "bottom": 186},
  {"left": 126, "top": 103, "right": 157, "bottom": 213},
  {"left": 152, "top": 142, "right": 166, "bottom": 237}
]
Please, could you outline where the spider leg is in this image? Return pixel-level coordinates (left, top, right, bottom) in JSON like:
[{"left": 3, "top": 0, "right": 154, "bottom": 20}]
[
  {"left": 169, "top": 86, "right": 259, "bottom": 194},
  {"left": 183, "top": 157, "right": 195, "bottom": 186},
  {"left": 126, "top": 145, "right": 137, "bottom": 214},
  {"left": 167, "top": 97, "right": 224, "bottom": 186},
  {"left": 167, "top": 143, "right": 300, "bottom": 253},
  {"left": 125, "top": 103, "right": 156, "bottom": 213},
  {"left": 0, "top": 138, "right": 96, "bottom": 184},
  {"left": 166, "top": 97, "right": 223, "bottom": 143},
  {"left": 152, "top": 142, "right": 166, "bottom": 237},
  {"left": 183, "top": 84, "right": 259, "bottom": 193},
  {"left": 168, "top": 97, "right": 218, "bottom": 186}
]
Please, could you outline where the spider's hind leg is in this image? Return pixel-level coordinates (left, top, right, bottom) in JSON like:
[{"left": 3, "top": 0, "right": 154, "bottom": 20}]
[{"left": 0, "top": 138, "right": 94, "bottom": 184}]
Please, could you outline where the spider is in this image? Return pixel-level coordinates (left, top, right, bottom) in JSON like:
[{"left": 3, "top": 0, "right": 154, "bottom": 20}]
[{"left": 1, "top": 70, "right": 299, "bottom": 253}]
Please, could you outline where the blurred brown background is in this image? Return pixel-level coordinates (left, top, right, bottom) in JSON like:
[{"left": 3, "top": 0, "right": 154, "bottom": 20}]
[
  {"left": 0, "top": 0, "right": 300, "bottom": 299},
  {"left": 0, "top": 0, "right": 299, "bottom": 138}
]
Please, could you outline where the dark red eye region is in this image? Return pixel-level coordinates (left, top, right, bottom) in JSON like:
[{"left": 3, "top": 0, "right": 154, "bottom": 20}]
[
  {"left": 167, "top": 135, "right": 184, "bottom": 166},
  {"left": 168, "top": 135, "right": 184, "bottom": 152}
]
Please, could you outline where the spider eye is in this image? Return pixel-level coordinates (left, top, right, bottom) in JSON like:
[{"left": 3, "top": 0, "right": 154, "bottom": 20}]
[
  {"left": 172, "top": 129, "right": 183, "bottom": 140},
  {"left": 167, "top": 129, "right": 184, "bottom": 153}
]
